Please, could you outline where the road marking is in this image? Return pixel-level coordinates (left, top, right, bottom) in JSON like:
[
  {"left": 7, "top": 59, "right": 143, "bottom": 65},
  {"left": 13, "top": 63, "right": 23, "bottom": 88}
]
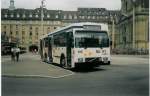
[
  {"left": 1, "top": 59, "right": 11, "bottom": 63},
  {"left": 2, "top": 71, "right": 74, "bottom": 79}
]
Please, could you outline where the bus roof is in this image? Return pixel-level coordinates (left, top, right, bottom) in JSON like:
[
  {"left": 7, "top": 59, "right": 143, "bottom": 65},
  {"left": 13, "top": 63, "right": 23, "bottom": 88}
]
[{"left": 40, "top": 22, "right": 108, "bottom": 39}]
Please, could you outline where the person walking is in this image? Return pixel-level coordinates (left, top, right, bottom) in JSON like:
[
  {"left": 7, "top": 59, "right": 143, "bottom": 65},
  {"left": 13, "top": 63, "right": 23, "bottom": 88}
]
[
  {"left": 11, "top": 47, "right": 15, "bottom": 61},
  {"left": 15, "top": 47, "right": 20, "bottom": 62}
]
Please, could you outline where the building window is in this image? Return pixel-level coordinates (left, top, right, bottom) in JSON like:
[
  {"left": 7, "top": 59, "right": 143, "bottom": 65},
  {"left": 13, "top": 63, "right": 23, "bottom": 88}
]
[
  {"left": 42, "top": 14, "right": 44, "bottom": 18},
  {"left": 74, "top": 15, "right": 77, "bottom": 19},
  {"left": 4, "top": 32, "right": 6, "bottom": 35},
  {"left": 82, "top": 16, "right": 85, "bottom": 19},
  {"left": 22, "top": 25, "right": 25, "bottom": 30},
  {"left": 22, "top": 31, "right": 25, "bottom": 35},
  {"left": 5, "top": 14, "right": 7, "bottom": 18},
  {"left": 126, "top": 1, "right": 128, "bottom": 11},
  {"left": 36, "top": 32, "right": 38, "bottom": 35},
  {"left": 22, "top": 36, "right": 25, "bottom": 40},
  {"left": 55, "top": 15, "right": 58, "bottom": 19},
  {"left": 54, "top": 27, "right": 57, "bottom": 29},
  {"left": 64, "top": 15, "right": 67, "bottom": 19},
  {"left": 105, "top": 16, "right": 108, "bottom": 19},
  {"left": 69, "top": 15, "right": 72, "bottom": 19},
  {"left": 10, "top": 31, "right": 12, "bottom": 35},
  {"left": 30, "top": 26, "right": 32, "bottom": 30},
  {"left": 35, "top": 27, "right": 38, "bottom": 32},
  {"left": 47, "top": 14, "right": 50, "bottom": 18},
  {"left": 16, "top": 31, "right": 18, "bottom": 35},
  {"left": 35, "top": 14, "right": 38, "bottom": 18},
  {"left": 97, "top": 16, "right": 99, "bottom": 19},
  {"left": 93, "top": 16, "right": 95, "bottom": 19},
  {"left": 16, "top": 25, "right": 18, "bottom": 29},
  {"left": 17, "top": 14, "right": 20, "bottom": 18},
  {"left": 142, "top": 0, "right": 149, "bottom": 8},
  {"left": 11, "top": 14, "right": 14, "bottom": 18},
  {"left": 23, "top": 14, "right": 26, "bottom": 18},
  {"left": 47, "top": 27, "right": 50, "bottom": 33},
  {"left": 29, "top": 31, "right": 32, "bottom": 36},
  {"left": 4, "top": 26, "right": 6, "bottom": 29},
  {"left": 35, "top": 27, "right": 38, "bottom": 35},
  {"left": 29, "top": 14, "right": 32, "bottom": 18}
]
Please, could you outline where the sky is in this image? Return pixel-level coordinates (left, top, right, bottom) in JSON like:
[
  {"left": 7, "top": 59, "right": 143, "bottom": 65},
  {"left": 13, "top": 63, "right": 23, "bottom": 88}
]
[{"left": 1, "top": 0, "right": 121, "bottom": 10}]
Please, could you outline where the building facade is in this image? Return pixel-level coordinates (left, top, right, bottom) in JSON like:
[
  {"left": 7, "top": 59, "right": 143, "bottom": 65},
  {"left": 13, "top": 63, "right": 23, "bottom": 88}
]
[
  {"left": 115, "top": 0, "right": 149, "bottom": 54},
  {"left": 1, "top": 1, "right": 119, "bottom": 51}
]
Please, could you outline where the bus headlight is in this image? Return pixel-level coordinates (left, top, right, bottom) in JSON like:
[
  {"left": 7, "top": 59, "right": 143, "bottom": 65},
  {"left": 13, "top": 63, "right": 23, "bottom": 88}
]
[
  {"left": 78, "top": 58, "right": 83, "bottom": 62},
  {"left": 102, "top": 50, "right": 107, "bottom": 55}
]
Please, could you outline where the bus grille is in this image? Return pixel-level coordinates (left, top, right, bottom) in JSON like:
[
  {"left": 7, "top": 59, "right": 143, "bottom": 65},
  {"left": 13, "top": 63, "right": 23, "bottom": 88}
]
[{"left": 85, "top": 58, "right": 99, "bottom": 62}]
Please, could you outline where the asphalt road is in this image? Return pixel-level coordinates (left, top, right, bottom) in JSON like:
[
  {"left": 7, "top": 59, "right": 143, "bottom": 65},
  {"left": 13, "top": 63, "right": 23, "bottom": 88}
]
[{"left": 2, "top": 54, "right": 149, "bottom": 96}]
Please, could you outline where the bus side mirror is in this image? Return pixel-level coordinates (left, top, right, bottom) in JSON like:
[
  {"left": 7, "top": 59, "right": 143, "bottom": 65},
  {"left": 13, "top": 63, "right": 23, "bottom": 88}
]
[{"left": 110, "top": 41, "right": 112, "bottom": 46}]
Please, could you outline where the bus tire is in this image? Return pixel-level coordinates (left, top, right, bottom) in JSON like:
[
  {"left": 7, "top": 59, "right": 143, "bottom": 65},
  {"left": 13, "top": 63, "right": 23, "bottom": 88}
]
[
  {"left": 60, "top": 56, "right": 66, "bottom": 68},
  {"left": 107, "top": 61, "right": 111, "bottom": 65}
]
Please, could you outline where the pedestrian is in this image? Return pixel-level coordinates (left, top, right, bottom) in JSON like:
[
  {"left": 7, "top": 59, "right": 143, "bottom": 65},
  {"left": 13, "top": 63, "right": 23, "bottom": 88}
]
[
  {"left": 15, "top": 47, "right": 20, "bottom": 62},
  {"left": 11, "top": 47, "right": 15, "bottom": 61},
  {"left": 34, "top": 49, "right": 37, "bottom": 54}
]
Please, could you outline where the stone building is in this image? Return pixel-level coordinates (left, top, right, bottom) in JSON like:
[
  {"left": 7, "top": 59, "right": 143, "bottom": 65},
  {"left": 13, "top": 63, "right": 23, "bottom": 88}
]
[
  {"left": 1, "top": 0, "right": 119, "bottom": 51},
  {"left": 115, "top": 0, "right": 149, "bottom": 54}
]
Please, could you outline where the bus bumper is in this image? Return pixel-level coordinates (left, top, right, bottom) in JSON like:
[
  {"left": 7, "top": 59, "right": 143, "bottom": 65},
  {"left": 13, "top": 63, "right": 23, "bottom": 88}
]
[{"left": 75, "top": 62, "right": 101, "bottom": 68}]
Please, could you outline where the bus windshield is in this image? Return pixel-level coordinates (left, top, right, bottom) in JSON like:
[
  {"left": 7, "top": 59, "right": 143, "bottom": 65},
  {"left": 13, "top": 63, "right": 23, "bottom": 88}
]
[{"left": 75, "top": 31, "right": 109, "bottom": 48}]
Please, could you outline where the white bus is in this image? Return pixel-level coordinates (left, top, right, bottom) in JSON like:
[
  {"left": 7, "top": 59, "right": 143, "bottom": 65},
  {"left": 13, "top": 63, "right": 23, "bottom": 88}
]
[{"left": 40, "top": 22, "right": 111, "bottom": 69}]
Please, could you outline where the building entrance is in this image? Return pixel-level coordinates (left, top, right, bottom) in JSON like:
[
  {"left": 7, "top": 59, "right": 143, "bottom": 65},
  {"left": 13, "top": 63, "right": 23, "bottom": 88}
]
[{"left": 29, "top": 45, "right": 38, "bottom": 52}]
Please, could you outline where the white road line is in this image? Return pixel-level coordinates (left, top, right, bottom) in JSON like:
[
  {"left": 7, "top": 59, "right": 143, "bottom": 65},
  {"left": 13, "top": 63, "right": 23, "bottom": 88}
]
[{"left": 3, "top": 72, "right": 74, "bottom": 79}]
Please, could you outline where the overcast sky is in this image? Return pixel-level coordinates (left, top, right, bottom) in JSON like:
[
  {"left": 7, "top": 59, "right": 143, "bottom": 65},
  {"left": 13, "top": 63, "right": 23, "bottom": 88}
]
[{"left": 2, "top": 0, "right": 121, "bottom": 10}]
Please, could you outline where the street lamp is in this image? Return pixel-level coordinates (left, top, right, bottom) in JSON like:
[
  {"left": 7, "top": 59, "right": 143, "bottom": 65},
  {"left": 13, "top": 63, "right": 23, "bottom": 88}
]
[
  {"left": 132, "top": 0, "right": 136, "bottom": 49},
  {"left": 41, "top": 0, "right": 46, "bottom": 36},
  {"left": 111, "top": 16, "right": 115, "bottom": 49}
]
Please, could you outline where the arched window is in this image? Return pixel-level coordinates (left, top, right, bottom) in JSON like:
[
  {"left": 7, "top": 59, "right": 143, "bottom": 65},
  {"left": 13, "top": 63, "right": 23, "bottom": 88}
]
[
  {"left": 11, "top": 14, "right": 14, "bottom": 18},
  {"left": 35, "top": 14, "right": 38, "bottom": 18},
  {"left": 5, "top": 14, "right": 7, "bottom": 18},
  {"left": 55, "top": 15, "right": 58, "bottom": 19},
  {"left": 69, "top": 15, "right": 72, "bottom": 19},
  {"left": 17, "top": 14, "right": 20, "bottom": 18},
  {"left": 29, "top": 31, "right": 32, "bottom": 36},
  {"left": 23, "top": 14, "right": 26, "bottom": 18},
  {"left": 64, "top": 15, "right": 67, "bottom": 19},
  {"left": 74, "top": 15, "right": 77, "bottom": 19},
  {"left": 29, "top": 14, "right": 32, "bottom": 18},
  {"left": 47, "top": 14, "right": 50, "bottom": 18}
]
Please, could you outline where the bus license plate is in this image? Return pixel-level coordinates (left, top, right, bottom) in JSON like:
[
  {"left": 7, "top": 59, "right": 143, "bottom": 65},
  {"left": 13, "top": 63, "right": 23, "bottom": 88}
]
[{"left": 103, "top": 57, "right": 108, "bottom": 63}]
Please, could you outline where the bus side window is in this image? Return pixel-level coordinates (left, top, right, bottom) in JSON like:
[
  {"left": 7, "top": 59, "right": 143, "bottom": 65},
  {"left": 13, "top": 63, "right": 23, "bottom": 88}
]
[{"left": 53, "top": 33, "right": 67, "bottom": 47}]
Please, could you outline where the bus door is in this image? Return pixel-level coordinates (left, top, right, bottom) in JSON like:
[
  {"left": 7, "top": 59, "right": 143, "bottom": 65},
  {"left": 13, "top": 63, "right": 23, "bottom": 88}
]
[
  {"left": 48, "top": 37, "right": 52, "bottom": 63},
  {"left": 66, "top": 32, "right": 73, "bottom": 67}
]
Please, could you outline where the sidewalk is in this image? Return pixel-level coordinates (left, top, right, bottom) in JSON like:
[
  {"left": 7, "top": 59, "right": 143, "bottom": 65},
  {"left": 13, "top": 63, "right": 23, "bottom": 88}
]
[
  {"left": 111, "top": 54, "right": 149, "bottom": 58},
  {"left": 2, "top": 53, "right": 74, "bottom": 78}
]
